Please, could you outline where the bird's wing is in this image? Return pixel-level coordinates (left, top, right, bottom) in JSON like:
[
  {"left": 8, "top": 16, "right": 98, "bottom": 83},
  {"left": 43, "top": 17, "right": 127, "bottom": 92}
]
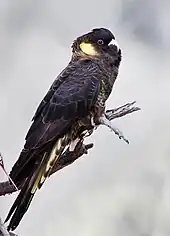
[
  {"left": 9, "top": 59, "right": 101, "bottom": 181},
  {"left": 25, "top": 59, "right": 101, "bottom": 149}
]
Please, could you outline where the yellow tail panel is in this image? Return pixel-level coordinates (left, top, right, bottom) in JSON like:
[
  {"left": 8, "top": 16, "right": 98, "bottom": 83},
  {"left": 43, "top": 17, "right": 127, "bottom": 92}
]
[{"left": 31, "top": 135, "right": 69, "bottom": 194}]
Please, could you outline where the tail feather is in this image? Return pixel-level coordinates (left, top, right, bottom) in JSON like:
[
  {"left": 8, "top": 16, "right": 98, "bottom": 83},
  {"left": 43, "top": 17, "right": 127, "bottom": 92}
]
[
  {"left": 9, "top": 149, "right": 36, "bottom": 188},
  {"left": 37, "top": 135, "right": 69, "bottom": 190},
  {"left": 5, "top": 177, "right": 30, "bottom": 223},
  {"left": 6, "top": 135, "right": 69, "bottom": 231},
  {"left": 6, "top": 178, "right": 34, "bottom": 231},
  {"left": 5, "top": 152, "right": 48, "bottom": 231}
]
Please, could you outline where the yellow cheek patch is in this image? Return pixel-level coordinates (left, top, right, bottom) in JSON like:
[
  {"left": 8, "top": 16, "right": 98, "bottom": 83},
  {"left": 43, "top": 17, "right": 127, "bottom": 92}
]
[{"left": 80, "top": 42, "right": 98, "bottom": 56}]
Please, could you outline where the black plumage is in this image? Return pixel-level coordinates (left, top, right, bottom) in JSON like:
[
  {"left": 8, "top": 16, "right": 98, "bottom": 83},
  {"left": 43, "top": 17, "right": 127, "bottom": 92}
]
[{"left": 5, "top": 27, "right": 122, "bottom": 231}]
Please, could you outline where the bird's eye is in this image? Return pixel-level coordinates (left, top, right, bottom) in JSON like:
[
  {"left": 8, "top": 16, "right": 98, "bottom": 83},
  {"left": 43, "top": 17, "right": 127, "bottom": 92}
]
[{"left": 97, "top": 39, "right": 104, "bottom": 45}]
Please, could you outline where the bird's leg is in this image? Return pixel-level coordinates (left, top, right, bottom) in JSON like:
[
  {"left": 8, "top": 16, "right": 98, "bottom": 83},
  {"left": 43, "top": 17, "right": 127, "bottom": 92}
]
[{"left": 98, "top": 114, "right": 129, "bottom": 144}]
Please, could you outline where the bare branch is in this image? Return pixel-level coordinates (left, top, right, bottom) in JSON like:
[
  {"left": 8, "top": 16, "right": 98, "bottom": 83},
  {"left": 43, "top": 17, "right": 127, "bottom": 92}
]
[
  {"left": 0, "top": 101, "right": 140, "bottom": 196},
  {"left": 0, "top": 217, "right": 17, "bottom": 236}
]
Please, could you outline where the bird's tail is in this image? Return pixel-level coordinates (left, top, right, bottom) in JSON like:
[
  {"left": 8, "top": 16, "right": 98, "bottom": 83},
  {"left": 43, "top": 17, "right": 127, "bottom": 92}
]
[{"left": 5, "top": 135, "right": 69, "bottom": 231}]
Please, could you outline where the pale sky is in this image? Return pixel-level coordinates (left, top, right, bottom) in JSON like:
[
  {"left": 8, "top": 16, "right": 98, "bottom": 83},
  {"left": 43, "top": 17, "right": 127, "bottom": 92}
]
[{"left": 0, "top": 1, "right": 170, "bottom": 235}]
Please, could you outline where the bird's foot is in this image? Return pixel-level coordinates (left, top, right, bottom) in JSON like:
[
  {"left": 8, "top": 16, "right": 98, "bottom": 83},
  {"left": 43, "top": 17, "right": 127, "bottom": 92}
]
[{"left": 99, "top": 115, "right": 129, "bottom": 144}]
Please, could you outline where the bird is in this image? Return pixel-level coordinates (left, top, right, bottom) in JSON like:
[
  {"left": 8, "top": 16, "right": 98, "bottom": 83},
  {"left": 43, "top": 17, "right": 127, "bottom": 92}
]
[{"left": 5, "top": 27, "right": 122, "bottom": 231}]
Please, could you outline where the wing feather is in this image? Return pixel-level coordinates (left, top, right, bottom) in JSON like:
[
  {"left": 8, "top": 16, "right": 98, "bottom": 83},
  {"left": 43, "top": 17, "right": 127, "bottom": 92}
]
[
  {"left": 25, "top": 59, "right": 101, "bottom": 149},
  {"left": 10, "top": 59, "right": 101, "bottom": 183}
]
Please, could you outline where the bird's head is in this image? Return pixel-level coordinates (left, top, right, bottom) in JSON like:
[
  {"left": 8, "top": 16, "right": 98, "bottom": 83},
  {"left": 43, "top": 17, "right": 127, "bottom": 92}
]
[{"left": 72, "top": 28, "right": 120, "bottom": 59}]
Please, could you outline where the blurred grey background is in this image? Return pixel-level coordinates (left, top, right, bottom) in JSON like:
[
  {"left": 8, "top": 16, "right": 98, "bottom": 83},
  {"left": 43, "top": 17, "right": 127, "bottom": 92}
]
[{"left": 0, "top": 0, "right": 170, "bottom": 235}]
